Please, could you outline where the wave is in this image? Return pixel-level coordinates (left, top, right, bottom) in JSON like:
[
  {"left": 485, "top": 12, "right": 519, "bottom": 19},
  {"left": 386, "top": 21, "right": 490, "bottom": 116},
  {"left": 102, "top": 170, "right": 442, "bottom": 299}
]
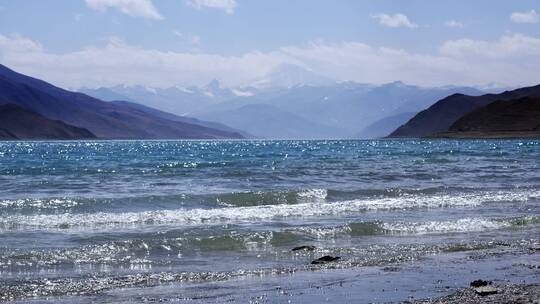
[
  {"left": 216, "top": 188, "right": 327, "bottom": 207},
  {"left": 282, "top": 216, "right": 540, "bottom": 239},
  {"left": 0, "top": 189, "right": 328, "bottom": 213},
  {"left": 0, "top": 189, "right": 537, "bottom": 231},
  {"left": 1, "top": 186, "right": 537, "bottom": 213},
  {"left": 325, "top": 186, "right": 484, "bottom": 200}
]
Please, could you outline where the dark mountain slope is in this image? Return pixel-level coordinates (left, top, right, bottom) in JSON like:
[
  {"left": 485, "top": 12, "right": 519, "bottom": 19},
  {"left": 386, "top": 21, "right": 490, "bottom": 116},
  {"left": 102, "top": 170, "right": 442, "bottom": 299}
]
[
  {"left": 388, "top": 84, "right": 540, "bottom": 138},
  {"left": 0, "top": 64, "right": 243, "bottom": 139},
  {"left": 432, "top": 97, "right": 540, "bottom": 138},
  {"left": 0, "top": 129, "right": 18, "bottom": 140},
  {"left": 0, "top": 104, "right": 96, "bottom": 140}
]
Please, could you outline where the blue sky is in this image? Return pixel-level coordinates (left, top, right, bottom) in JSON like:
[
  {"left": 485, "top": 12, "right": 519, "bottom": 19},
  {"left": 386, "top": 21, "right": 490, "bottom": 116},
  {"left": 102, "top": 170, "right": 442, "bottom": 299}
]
[{"left": 1, "top": 0, "right": 539, "bottom": 89}]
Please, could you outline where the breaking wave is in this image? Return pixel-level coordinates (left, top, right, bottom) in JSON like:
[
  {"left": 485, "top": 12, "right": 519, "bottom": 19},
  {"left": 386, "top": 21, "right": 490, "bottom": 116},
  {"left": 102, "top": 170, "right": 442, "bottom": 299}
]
[{"left": 0, "top": 189, "right": 537, "bottom": 231}]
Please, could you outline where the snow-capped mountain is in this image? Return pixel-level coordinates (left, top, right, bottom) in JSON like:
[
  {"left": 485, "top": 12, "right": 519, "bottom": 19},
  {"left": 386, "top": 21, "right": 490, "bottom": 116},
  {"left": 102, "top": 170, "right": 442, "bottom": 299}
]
[{"left": 81, "top": 79, "right": 484, "bottom": 139}]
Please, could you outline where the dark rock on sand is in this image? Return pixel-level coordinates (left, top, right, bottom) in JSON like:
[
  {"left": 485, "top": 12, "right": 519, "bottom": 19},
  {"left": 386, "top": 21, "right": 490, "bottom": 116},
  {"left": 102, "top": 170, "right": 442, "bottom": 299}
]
[
  {"left": 381, "top": 266, "right": 401, "bottom": 272},
  {"left": 311, "top": 256, "right": 340, "bottom": 264},
  {"left": 469, "top": 279, "right": 497, "bottom": 295},
  {"left": 473, "top": 285, "right": 498, "bottom": 296},
  {"left": 469, "top": 280, "right": 491, "bottom": 288},
  {"left": 292, "top": 245, "right": 316, "bottom": 252}
]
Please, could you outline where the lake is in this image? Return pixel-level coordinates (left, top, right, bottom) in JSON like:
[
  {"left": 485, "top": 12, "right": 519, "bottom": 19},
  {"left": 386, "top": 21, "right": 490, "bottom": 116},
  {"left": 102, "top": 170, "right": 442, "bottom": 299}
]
[{"left": 0, "top": 139, "right": 539, "bottom": 302}]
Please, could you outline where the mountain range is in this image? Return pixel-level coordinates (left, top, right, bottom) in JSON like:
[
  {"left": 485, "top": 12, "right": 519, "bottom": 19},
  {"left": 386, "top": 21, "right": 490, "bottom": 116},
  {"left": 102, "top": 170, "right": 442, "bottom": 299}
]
[
  {"left": 83, "top": 77, "right": 484, "bottom": 139},
  {"left": 0, "top": 64, "right": 244, "bottom": 140},
  {"left": 3, "top": 62, "right": 535, "bottom": 141},
  {"left": 77, "top": 63, "right": 331, "bottom": 117}
]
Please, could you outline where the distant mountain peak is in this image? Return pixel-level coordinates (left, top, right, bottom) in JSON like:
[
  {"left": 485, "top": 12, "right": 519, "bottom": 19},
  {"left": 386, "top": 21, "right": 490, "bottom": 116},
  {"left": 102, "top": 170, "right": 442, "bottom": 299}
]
[
  {"left": 380, "top": 80, "right": 413, "bottom": 89},
  {"left": 389, "top": 80, "right": 406, "bottom": 86},
  {"left": 205, "top": 79, "right": 221, "bottom": 90}
]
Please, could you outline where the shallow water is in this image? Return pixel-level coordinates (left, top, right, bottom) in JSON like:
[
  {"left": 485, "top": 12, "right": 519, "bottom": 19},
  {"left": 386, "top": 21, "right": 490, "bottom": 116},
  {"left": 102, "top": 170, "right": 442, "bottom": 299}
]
[{"left": 0, "top": 139, "right": 539, "bottom": 302}]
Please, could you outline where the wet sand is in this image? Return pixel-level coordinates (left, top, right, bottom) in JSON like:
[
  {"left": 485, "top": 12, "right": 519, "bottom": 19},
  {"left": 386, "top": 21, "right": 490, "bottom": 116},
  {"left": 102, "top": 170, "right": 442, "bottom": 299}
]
[
  {"left": 413, "top": 283, "right": 540, "bottom": 304},
  {"left": 8, "top": 240, "right": 537, "bottom": 303}
]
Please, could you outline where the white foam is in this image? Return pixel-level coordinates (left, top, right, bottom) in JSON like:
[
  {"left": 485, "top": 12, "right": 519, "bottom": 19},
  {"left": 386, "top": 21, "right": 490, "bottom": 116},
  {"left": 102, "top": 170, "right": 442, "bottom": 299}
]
[
  {"left": 0, "top": 198, "right": 79, "bottom": 209},
  {"left": 1, "top": 189, "right": 537, "bottom": 231},
  {"left": 296, "top": 225, "right": 352, "bottom": 238},
  {"left": 296, "top": 189, "right": 327, "bottom": 201},
  {"left": 383, "top": 218, "right": 509, "bottom": 234}
]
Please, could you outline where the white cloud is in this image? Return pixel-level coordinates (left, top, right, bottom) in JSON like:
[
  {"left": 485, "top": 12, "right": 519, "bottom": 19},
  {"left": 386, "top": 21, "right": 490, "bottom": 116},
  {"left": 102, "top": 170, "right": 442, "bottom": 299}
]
[
  {"left": 1, "top": 33, "right": 540, "bottom": 89},
  {"left": 85, "top": 0, "right": 163, "bottom": 20},
  {"left": 280, "top": 41, "right": 461, "bottom": 86},
  {"left": 187, "top": 0, "right": 237, "bottom": 14},
  {"left": 445, "top": 20, "right": 464, "bottom": 28},
  {"left": 440, "top": 33, "right": 540, "bottom": 58},
  {"left": 0, "top": 34, "right": 43, "bottom": 53},
  {"left": 0, "top": 33, "right": 283, "bottom": 88},
  {"left": 371, "top": 13, "right": 418, "bottom": 28},
  {"left": 511, "top": 9, "right": 539, "bottom": 23}
]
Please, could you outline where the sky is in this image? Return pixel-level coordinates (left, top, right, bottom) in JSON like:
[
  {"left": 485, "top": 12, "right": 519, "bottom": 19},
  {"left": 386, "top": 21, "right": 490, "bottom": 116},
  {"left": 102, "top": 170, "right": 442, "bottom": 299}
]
[{"left": 0, "top": 0, "right": 539, "bottom": 89}]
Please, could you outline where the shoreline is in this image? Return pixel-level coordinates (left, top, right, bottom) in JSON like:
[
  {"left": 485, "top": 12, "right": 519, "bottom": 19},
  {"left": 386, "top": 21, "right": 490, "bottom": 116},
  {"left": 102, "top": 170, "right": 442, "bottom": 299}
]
[{"left": 3, "top": 241, "right": 537, "bottom": 303}]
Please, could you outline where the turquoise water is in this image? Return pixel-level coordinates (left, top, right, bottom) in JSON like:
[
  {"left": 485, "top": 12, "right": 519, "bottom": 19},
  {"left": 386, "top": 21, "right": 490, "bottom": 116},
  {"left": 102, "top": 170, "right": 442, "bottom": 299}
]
[{"left": 0, "top": 140, "right": 539, "bottom": 302}]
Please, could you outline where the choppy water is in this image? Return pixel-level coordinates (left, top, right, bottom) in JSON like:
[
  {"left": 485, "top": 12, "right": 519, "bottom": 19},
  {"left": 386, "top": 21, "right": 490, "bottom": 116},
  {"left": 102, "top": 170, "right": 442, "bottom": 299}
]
[{"left": 0, "top": 140, "right": 539, "bottom": 302}]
